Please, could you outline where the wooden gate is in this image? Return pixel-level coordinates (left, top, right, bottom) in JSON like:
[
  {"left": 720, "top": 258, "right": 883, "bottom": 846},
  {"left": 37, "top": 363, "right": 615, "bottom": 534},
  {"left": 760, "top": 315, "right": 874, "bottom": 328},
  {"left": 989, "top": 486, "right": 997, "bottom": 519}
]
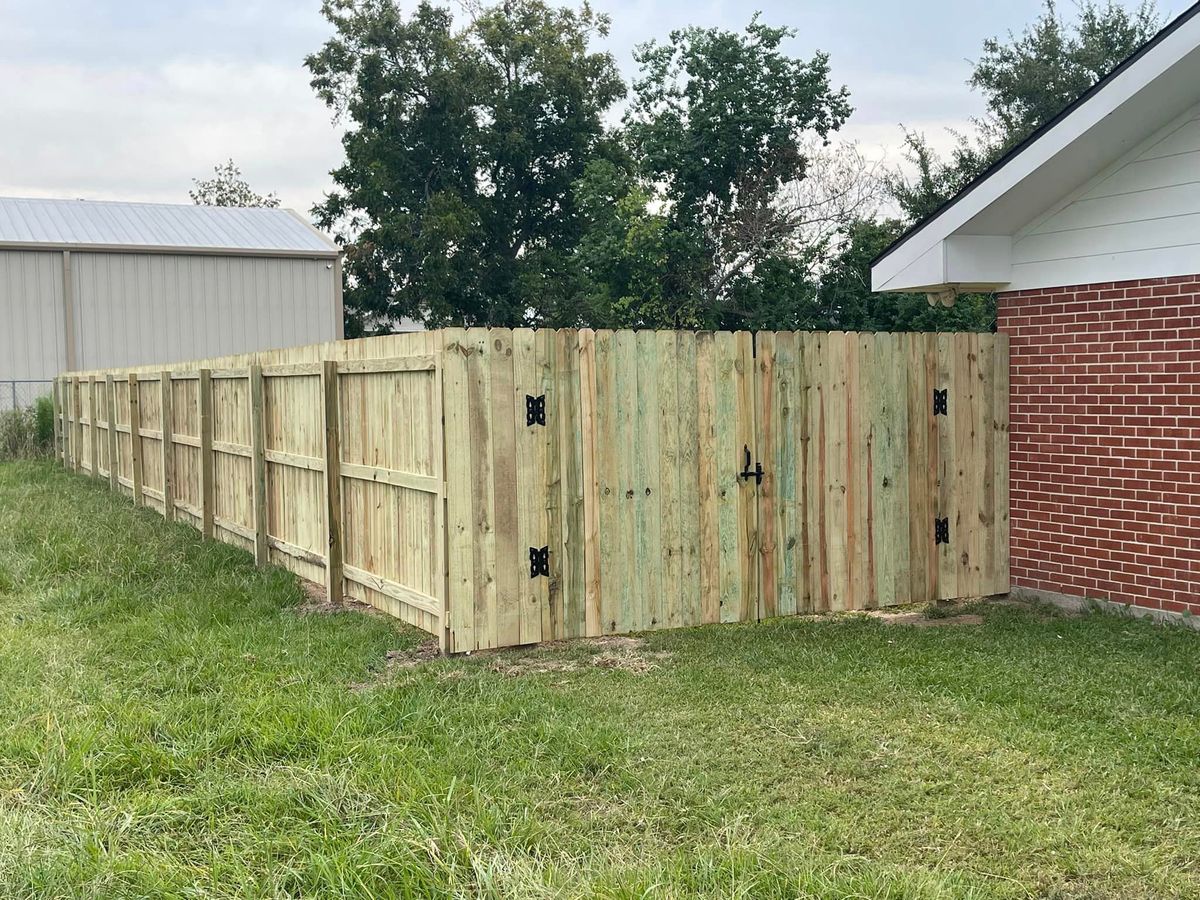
[
  {"left": 752, "top": 332, "right": 1009, "bottom": 617},
  {"left": 439, "top": 328, "right": 1008, "bottom": 653}
]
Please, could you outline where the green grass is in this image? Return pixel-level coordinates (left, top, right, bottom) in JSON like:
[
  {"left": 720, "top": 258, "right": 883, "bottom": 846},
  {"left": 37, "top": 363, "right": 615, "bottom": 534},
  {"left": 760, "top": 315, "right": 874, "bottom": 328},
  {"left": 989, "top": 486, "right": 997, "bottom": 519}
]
[{"left": 0, "top": 461, "right": 1198, "bottom": 899}]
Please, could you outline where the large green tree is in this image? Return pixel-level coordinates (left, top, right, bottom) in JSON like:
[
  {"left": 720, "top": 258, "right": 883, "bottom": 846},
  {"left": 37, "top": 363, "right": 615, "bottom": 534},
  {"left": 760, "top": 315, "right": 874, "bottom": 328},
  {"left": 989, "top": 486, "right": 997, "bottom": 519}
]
[
  {"left": 307, "top": 0, "right": 624, "bottom": 334},
  {"left": 571, "top": 159, "right": 709, "bottom": 328},
  {"left": 624, "top": 17, "right": 855, "bottom": 328}
]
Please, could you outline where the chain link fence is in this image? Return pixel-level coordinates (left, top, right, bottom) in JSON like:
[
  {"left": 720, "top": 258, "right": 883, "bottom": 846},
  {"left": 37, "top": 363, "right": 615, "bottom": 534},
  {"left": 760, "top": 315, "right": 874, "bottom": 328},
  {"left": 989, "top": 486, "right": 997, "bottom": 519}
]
[{"left": 2, "top": 380, "right": 54, "bottom": 413}]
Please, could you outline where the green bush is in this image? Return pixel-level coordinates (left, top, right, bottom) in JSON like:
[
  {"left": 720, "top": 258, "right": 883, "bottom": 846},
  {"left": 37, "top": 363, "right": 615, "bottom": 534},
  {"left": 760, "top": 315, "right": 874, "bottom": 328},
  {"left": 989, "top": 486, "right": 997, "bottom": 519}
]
[
  {"left": 34, "top": 395, "right": 54, "bottom": 447},
  {"left": 0, "top": 395, "right": 54, "bottom": 460}
]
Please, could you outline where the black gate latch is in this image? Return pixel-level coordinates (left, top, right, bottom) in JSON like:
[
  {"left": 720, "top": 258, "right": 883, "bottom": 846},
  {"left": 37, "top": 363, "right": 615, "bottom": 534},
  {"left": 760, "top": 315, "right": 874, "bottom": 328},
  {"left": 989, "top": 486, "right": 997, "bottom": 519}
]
[
  {"left": 739, "top": 446, "right": 764, "bottom": 485},
  {"left": 933, "top": 388, "right": 948, "bottom": 416},
  {"left": 526, "top": 394, "right": 546, "bottom": 426},
  {"left": 529, "top": 546, "right": 550, "bottom": 578},
  {"left": 934, "top": 517, "right": 950, "bottom": 545}
]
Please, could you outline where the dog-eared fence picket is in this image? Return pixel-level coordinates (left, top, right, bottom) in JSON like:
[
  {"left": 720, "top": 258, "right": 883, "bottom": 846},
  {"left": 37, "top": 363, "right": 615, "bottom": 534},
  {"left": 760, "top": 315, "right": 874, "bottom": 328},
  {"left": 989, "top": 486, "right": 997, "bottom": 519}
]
[{"left": 56, "top": 328, "right": 1008, "bottom": 653}]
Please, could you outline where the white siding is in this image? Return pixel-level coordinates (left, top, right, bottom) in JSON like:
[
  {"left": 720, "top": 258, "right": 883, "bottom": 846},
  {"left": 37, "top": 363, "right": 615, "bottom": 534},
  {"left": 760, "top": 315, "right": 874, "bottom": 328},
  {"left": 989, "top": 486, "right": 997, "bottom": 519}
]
[
  {"left": 70, "top": 253, "right": 337, "bottom": 371},
  {"left": 0, "top": 250, "right": 64, "bottom": 381},
  {"left": 1011, "top": 107, "right": 1200, "bottom": 289}
]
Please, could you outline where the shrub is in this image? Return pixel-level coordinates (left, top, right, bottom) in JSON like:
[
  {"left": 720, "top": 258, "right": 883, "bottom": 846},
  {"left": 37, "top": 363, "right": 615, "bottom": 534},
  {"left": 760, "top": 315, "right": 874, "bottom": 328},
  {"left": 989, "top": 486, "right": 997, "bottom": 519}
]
[
  {"left": 0, "top": 395, "right": 54, "bottom": 460},
  {"left": 34, "top": 395, "right": 54, "bottom": 447}
]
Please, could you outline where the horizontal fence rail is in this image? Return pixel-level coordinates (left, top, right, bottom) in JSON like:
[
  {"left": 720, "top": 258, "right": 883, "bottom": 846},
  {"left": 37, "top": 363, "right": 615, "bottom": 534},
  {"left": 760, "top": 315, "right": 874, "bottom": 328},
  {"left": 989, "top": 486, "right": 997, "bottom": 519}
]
[
  {"left": 57, "top": 328, "right": 1009, "bottom": 654},
  {"left": 57, "top": 332, "right": 447, "bottom": 644}
]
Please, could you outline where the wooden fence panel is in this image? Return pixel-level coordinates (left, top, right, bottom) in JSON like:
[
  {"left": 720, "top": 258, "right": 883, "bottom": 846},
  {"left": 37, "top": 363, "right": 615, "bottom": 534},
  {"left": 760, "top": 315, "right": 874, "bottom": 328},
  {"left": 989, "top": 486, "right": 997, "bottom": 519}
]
[
  {"left": 136, "top": 376, "right": 164, "bottom": 514},
  {"left": 263, "top": 369, "right": 325, "bottom": 584},
  {"left": 111, "top": 377, "right": 131, "bottom": 496},
  {"left": 211, "top": 371, "right": 254, "bottom": 550},
  {"left": 339, "top": 357, "right": 443, "bottom": 635},
  {"left": 170, "top": 374, "right": 202, "bottom": 527},
  {"left": 60, "top": 327, "right": 1008, "bottom": 655}
]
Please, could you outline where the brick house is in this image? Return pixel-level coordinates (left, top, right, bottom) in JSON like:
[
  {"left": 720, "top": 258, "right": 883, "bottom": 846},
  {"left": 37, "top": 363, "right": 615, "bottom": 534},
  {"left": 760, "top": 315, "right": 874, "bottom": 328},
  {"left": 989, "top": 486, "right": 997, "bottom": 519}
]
[{"left": 872, "top": 2, "right": 1200, "bottom": 620}]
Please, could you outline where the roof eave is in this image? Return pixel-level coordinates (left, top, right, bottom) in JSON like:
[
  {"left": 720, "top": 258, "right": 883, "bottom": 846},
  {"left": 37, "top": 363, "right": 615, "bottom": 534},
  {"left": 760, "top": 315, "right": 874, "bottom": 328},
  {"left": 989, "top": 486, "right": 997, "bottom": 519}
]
[
  {"left": 870, "top": 0, "right": 1200, "bottom": 286},
  {"left": 0, "top": 240, "right": 339, "bottom": 260}
]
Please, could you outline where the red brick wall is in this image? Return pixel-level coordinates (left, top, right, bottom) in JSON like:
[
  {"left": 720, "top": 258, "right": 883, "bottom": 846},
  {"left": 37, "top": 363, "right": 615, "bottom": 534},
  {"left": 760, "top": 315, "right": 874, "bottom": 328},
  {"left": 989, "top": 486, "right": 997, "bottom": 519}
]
[{"left": 997, "top": 276, "right": 1200, "bottom": 616}]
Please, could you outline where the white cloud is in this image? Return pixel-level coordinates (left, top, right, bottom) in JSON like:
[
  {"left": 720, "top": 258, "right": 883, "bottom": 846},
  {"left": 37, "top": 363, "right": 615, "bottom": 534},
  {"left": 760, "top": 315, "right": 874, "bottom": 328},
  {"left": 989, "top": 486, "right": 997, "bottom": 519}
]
[
  {"left": 0, "top": 57, "right": 341, "bottom": 215},
  {"left": 0, "top": 0, "right": 1057, "bottom": 228}
]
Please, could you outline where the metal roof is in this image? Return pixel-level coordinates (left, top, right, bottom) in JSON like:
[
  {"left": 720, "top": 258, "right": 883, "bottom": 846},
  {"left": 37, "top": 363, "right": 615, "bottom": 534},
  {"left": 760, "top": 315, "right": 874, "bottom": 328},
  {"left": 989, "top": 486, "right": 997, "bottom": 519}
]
[{"left": 0, "top": 196, "right": 338, "bottom": 258}]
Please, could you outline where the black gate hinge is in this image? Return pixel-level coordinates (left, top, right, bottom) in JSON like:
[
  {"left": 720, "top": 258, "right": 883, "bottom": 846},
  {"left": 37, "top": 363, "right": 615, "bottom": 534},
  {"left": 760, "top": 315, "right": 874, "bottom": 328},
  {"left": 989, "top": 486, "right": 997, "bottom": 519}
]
[
  {"left": 529, "top": 546, "right": 550, "bottom": 578},
  {"left": 932, "top": 388, "right": 948, "bottom": 416},
  {"left": 739, "top": 445, "right": 764, "bottom": 485},
  {"left": 526, "top": 394, "right": 546, "bottom": 426},
  {"left": 934, "top": 517, "right": 950, "bottom": 545}
]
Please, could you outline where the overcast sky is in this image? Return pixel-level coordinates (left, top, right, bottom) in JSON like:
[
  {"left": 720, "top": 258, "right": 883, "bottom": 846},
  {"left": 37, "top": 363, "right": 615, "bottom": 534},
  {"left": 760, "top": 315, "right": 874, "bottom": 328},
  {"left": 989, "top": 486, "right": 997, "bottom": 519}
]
[{"left": 0, "top": 0, "right": 1123, "bottom": 220}]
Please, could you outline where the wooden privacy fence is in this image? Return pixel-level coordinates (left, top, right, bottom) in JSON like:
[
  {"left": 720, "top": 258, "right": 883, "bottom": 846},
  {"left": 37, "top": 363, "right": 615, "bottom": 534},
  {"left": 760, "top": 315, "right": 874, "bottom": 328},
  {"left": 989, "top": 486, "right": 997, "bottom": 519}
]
[{"left": 56, "top": 328, "right": 1009, "bottom": 653}]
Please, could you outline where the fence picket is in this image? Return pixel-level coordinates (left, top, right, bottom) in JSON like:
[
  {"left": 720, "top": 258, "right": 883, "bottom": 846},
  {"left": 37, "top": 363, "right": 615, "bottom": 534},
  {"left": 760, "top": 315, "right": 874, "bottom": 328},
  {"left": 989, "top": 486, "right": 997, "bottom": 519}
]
[{"left": 56, "top": 328, "right": 1007, "bottom": 653}]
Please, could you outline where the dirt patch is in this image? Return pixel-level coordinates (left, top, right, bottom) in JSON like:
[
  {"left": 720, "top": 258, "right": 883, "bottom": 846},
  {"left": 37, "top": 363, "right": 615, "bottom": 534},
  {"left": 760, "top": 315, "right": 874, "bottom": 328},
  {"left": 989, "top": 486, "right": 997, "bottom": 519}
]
[
  {"left": 870, "top": 611, "right": 985, "bottom": 628},
  {"left": 350, "top": 638, "right": 443, "bottom": 691},
  {"left": 385, "top": 639, "right": 444, "bottom": 668},
  {"left": 294, "top": 580, "right": 378, "bottom": 617},
  {"left": 865, "top": 600, "right": 986, "bottom": 628},
  {"left": 352, "top": 631, "right": 671, "bottom": 689},
  {"left": 591, "top": 650, "right": 662, "bottom": 673},
  {"left": 531, "top": 635, "right": 647, "bottom": 653},
  {"left": 489, "top": 648, "right": 672, "bottom": 676},
  {"left": 476, "top": 634, "right": 669, "bottom": 676},
  {"left": 488, "top": 656, "right": 582, "bottom": 677},
  {"left": 993, "top": 593, "right": 1085, "bottom": 619}
]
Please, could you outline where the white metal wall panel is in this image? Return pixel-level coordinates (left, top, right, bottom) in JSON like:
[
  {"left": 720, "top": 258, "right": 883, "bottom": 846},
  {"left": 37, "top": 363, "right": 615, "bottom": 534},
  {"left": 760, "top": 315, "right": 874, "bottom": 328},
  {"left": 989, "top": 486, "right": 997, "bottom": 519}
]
[
  {"left": 1011, "top": 107, "right": 1200, "bottom": 289},
  {"left": 71, "top": 252, "right": 337, "bottom": 371},
  {"left": 0, "top": 250, "right": 64, "bottom": 380}
]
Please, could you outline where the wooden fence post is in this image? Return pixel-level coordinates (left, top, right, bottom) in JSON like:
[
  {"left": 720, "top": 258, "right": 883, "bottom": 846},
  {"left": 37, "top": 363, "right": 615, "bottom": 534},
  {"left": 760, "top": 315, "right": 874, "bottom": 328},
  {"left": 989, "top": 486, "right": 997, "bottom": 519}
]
[
  {"left": 71, "top": 378, "right": 81, "bottom": 473},
  {"left": 161, "top": 371, "right": 174, "bottom": 522},
  {"left": 66, "top": 378, "right": 75, "bottom": 469},
  {"left": 89, "top": 377, "right": 99, "bottom": 479},
  {"left": 105, "top": 375, "right": 117, "bottom": 492},
  {"left": 322, "top": 360, "right": 343, "bottom": 603},
  {"left": 199, "top": 369, "right": 214, "bottom": 539},
  {"left": 51, "top": 378, "right": 61, "bottom": 463},
  {"left": 249, "top": 365, "right": 269, "bottom": 565},
  {"left": 128, "top": 373, "right": 143, "bottom": 505}
]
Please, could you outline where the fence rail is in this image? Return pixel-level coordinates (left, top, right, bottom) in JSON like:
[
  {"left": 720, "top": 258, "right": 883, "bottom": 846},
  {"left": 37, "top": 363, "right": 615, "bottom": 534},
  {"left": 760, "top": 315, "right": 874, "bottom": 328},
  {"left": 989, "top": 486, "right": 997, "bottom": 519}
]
[{"left": 57, "top": 328, "right": 1009, "bottom": 654}]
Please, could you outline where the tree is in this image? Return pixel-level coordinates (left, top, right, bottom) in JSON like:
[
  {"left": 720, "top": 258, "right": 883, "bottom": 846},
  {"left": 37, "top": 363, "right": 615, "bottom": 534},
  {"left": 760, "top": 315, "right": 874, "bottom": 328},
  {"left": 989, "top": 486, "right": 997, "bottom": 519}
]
[
  {"left": 190, "top": 159, "right": 280, "bottom": 208},
  {"left": 572, "top": 159, "right": 708, "bottom": 328},
  {"left": 890, "top": 1, "right": 1161, "bottom": 222},
  {"left": 307, "top": 0, "right": 624, "bottom": 333},
  {"left": 625, "top": 16, "right": 855, "bottom": 326},
  {"left": 816, "top": 219, "right": 995, "bottom": 332},
  {"left": 972, "top": 0, "right": 1161, "bottom": 149}
]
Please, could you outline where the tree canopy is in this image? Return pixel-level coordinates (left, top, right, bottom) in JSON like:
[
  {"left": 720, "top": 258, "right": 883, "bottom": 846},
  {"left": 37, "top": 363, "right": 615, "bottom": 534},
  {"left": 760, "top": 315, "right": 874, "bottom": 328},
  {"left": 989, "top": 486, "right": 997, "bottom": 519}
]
[
  {"left": 190, "top": 160, "right": 280, "bottom": 208},
  {"left": 306, "top": 0, "right": 1163, "bottom": 336},
  {"left": 307, "top": 0, "right": 624, "bottom": 334}
]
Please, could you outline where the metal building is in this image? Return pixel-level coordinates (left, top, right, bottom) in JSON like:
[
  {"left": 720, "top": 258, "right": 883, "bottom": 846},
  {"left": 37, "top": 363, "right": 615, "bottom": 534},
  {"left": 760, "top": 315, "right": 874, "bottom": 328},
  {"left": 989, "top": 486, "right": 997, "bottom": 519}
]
[{"left": 0, "top": 196, "right": 342, "bottom": 408}]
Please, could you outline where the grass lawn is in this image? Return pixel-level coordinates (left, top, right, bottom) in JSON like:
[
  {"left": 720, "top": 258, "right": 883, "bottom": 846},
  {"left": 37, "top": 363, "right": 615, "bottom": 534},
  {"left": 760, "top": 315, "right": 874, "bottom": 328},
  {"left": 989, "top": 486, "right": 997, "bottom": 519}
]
[{"left": 0, "top": 461, "right": 1198, "bottom": 899}]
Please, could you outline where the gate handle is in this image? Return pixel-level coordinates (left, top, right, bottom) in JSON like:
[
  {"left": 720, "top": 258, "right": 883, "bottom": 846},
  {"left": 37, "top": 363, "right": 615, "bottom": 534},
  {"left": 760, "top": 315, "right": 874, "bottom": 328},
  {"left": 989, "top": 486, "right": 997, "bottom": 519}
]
[{"left": 739, "top": 445, "right": 764, "bottom": 485}]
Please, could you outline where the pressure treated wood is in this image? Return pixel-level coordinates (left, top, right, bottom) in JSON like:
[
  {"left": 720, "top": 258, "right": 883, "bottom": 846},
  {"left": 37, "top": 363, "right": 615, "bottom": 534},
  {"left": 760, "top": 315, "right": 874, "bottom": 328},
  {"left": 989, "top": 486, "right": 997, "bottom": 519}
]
[
  {"left": 322, "top": 360, "right": 344, "bottom": 604},
  {"left": 250, "top": 365, "right": 268, "bottom": 565},
  {"left": 127, "top": 374, "right": 143, "bottom": 506},
  {"left": 60, "top": 327, "right": 1008, "bottom": 654},
  {"left": 199, "top": 369, "right": 214, "bottom": 539}
]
